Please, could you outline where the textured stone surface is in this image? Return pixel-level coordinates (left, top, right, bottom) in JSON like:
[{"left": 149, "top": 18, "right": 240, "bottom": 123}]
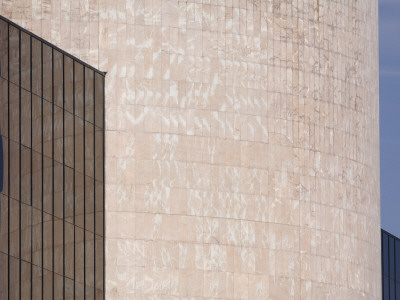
[{"left": 1, "top": 0, "right": 381, "bottom": 298}]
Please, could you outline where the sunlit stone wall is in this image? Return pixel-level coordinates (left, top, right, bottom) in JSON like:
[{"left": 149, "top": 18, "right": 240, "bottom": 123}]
[{"left": 1, "top": 0, "right": 381, "bottom": 298}]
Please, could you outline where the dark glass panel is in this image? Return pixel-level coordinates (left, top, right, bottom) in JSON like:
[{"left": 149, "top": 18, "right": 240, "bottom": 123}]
[
  {"left": 43, "top": 155, "right": 52, "bottom": 214},
  {"left": 21, "top": 31, "right": 31, "bottom": 91},
  {"left": 21, "top": 88, "right": 31, "bottom": 147},
  {"left": 31, "top": 38, "right": 42, "bottom": 96},
  {"left": 65, "top": 221, "right": 74, "bottom": 279},
  {"left": 65, "top": 166, "right": 74, "bottom": 224},
  {"left": 391, "top": 279, "right": 395, "bottom": 299},
  {"left": 76, "top": 282, "right": 84, "bottom": 300},
  {"left": 21, "top": 203, "right": 32, "bottom": 262},
  {"left": 95, "top": 126, "right": 103, "bottom": 182},
  {"left": 32, "top": 265, "right": 42, "bottom": 300},
  {"left": 42, "top": 44, "right": 52, "bottom": 102},
  {"left": 64, "top": 56, "right": 73, "bottom": 113},
  {"left": 95, "top": 234, "right": 104, "bottom": 297},
  {"left": 43, "top": 212, "right": 53, "bottom": 271},
  {"left": 384, "top": 276, "right": 390, "bottom": 300},
  {"left": 32, "top": 94, "right": 42, "bottom": 153},
  {"left": 65, "top": 277, "right": 74, "bottom": 299},
  {"left": 86, "top": 176, "right": 94, "bottom": 233},
  {"left": 75, "top": 116, "right": 84, "bottom": 174},
  {"left": 32, "top": 150, "right": 42, "bottom": 210},
  {"left": 54, "top": 160, "right": 63, "bottom": 218},
  {"left": 43, "top": 99, "right": 52, "bottom": 158},
  {"left": 9, "top": 25, "right": 19, "bottom": 85},
  {"left": 0, "top": 252, "right": 8, "bottom": 299},
  {"left": 94, "top": 72, "right": 104, "bottom": 128},
  {"left": 21, "top": 145, "right": 31, "bottom": 205},
  {"left": 85, "top": 121, "right": 94, "bottom": 178},
  {"left": 85, "top": 230, "right": 95, "bottom": 299},
  {"left": 397, "top": 282, "right": 400, "bottom": 300},
  {"left": 31, "top": 207, "right": 42, "bottom": 267},
  {"left": 9, "top": 256, "right": 20, "bottom": 299},
  {"left": 54, "top": 51, "right": 63, "bottom": 108},
  {"left": 43, "top": 269, "right": 52, "bottom": 300},
  {"left": 0, "top": 78, "right": 8, "bottom": 140},
  {"left": 54, "top": 273, "right": 63, "bottom": 299},
  {"left": 21, "top": 260, "right": 31, "bottom": 299},
  {"left": 75, "top": 171, "right": 84, "bottom": 228},
  {"left": 85, "top": 67, "right": 94, "bottom": 124},
  {"left": 54, "top": 217, "right": 63, "bottom": 276},
  {"left": 0, "top": 137, "right": 8, "bottom": 197},
  {"left": 64, "top": 110, "right": 74, "bottom": 168},
  {"left": 95, "top": 180, "right": 103, "bottom": 236},
  {"left": 9, "top": 140, "right": 20, "bottom": 201},
  {"left": 0, "top": 194, "right": 8, "bottom": 254},
  {"left": 383, "top": 232, "right": 389, "bottom": 277},
  {"left": 396, "top": 240, "right": 400, "bottom": 282},
  {"left": 0, "top": 20, "right": 8, "bottom": 80},
  {"left": 75, "top": 226, "right": 84, "bottom": 285},
  {"left": 9, "top": 82, "right": 19, "bottom": 143},
  {"left": 74, "top": 62, "right": 84, "bottom": 119},
  {"left": 54, "top": 104, "right": 63, "bottom": 163},
  {"left": 9, "top": 198, "right": 19, "bottom": 258},
  {"left": 390, "top": 237, "right": 395, "bottom": 279}
]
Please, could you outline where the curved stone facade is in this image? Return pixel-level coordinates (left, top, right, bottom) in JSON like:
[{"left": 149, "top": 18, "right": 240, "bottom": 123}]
[{"left": 1, "top": 0, "right": 380, "bottom": 299}]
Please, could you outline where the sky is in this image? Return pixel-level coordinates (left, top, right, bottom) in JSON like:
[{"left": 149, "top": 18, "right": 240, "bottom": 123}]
[{"left": 379, "top": 0, "right": 400, "bottom": 237}]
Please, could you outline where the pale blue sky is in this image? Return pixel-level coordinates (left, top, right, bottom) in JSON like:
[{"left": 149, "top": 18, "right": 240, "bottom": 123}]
[{"left": 379, "top": 0, "right": 400, "bottom": 237}]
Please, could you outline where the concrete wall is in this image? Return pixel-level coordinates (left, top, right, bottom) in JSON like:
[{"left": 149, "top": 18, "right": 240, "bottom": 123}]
[{"left": 0, "top": 0, "right": 381, "bottom": 298}]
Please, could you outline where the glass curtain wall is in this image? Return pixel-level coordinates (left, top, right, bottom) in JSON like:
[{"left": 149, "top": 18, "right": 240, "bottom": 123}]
[
  {"left": 0, "top": 16, "right": 105, "bottom": 299},
  {"left": 382, "top": 229, "right": 400, "bottom": 300}
]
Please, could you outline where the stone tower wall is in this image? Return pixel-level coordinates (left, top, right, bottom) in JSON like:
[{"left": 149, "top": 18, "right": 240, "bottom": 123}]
[{"left": 1, "top": 0, "right": 381, "bottom": 298}]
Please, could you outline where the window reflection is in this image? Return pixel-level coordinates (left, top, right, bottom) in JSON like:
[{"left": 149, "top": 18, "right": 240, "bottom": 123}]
[
  {"left": 21, "top": 261, "right": 31, "bottom": 299},
  {"left": 32, "top": 265, "right": 42, "bottom": 300},
  {"left": 0, "top": 78, "right": 8, "bottom": 140},
  {"left": 9, "top": 25, "right": 19, "bottom": 85},
  {"left": 21, "top": 32, "right": 30, "bottom": 91},
  {"left": 0, "top": 20, "right": 9, "bottom": 80}
]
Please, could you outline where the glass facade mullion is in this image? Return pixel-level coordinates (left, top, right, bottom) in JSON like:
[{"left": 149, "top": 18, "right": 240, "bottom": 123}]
[
  {"left": 51, "top": 47, "right": 55, "bottom": 300},
  {"left": 93, "top": 66, "right": 96, "bottom": 299},
  {"left": 18, "top": 27, "right": 22, "bottom": 300},
  {"left": 6, "top": 21, "right": 10, "bottom": 300},
  {"left": 62, "top": 52, "right": 66, "bottom": 300},
  {"left": 83, "top": 64, "right": 86, "bottom": 299},
  {"left": 41, "top": 40, "right": 44, "bottom": 300},
  {"left": 72, "top": 58, "right": 76, "bottom": 299}
]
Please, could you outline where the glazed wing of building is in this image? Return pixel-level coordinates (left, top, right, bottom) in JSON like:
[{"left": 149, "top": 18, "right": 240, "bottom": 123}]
[
  {"left": 0, "top": 16, "right": 105, "bottom": 299},
  {"left": 382, "top": 229, "right": 400, "bottom": 300}
]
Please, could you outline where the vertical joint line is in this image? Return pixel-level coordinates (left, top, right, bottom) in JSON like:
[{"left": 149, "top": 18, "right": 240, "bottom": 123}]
[
  {"left": 30, "top": 34, "right": 33, "bottom": 300},
  {"left": 72, "top": 61, "right": 76, "bottom": 300},
  {"left": 7, "top": 22, "right": 10, "bottom": 300},
  {"left": 62, "top": 53, "right": 65, "bottom": 300},
  {"left": 51, "top": 48, "right": 54, "bottom": 300},
  {"left": 18, "top": 28, "right": 22, "bottom": 300},
  {"left": 40, "top": 41, "right": 44, "bottom": 300},
  {"left": 93, "top": 72, "right": 96, "bottom": 300},
  {"left": 83, "top": 67, "right": 86, "bottom": 299}
]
